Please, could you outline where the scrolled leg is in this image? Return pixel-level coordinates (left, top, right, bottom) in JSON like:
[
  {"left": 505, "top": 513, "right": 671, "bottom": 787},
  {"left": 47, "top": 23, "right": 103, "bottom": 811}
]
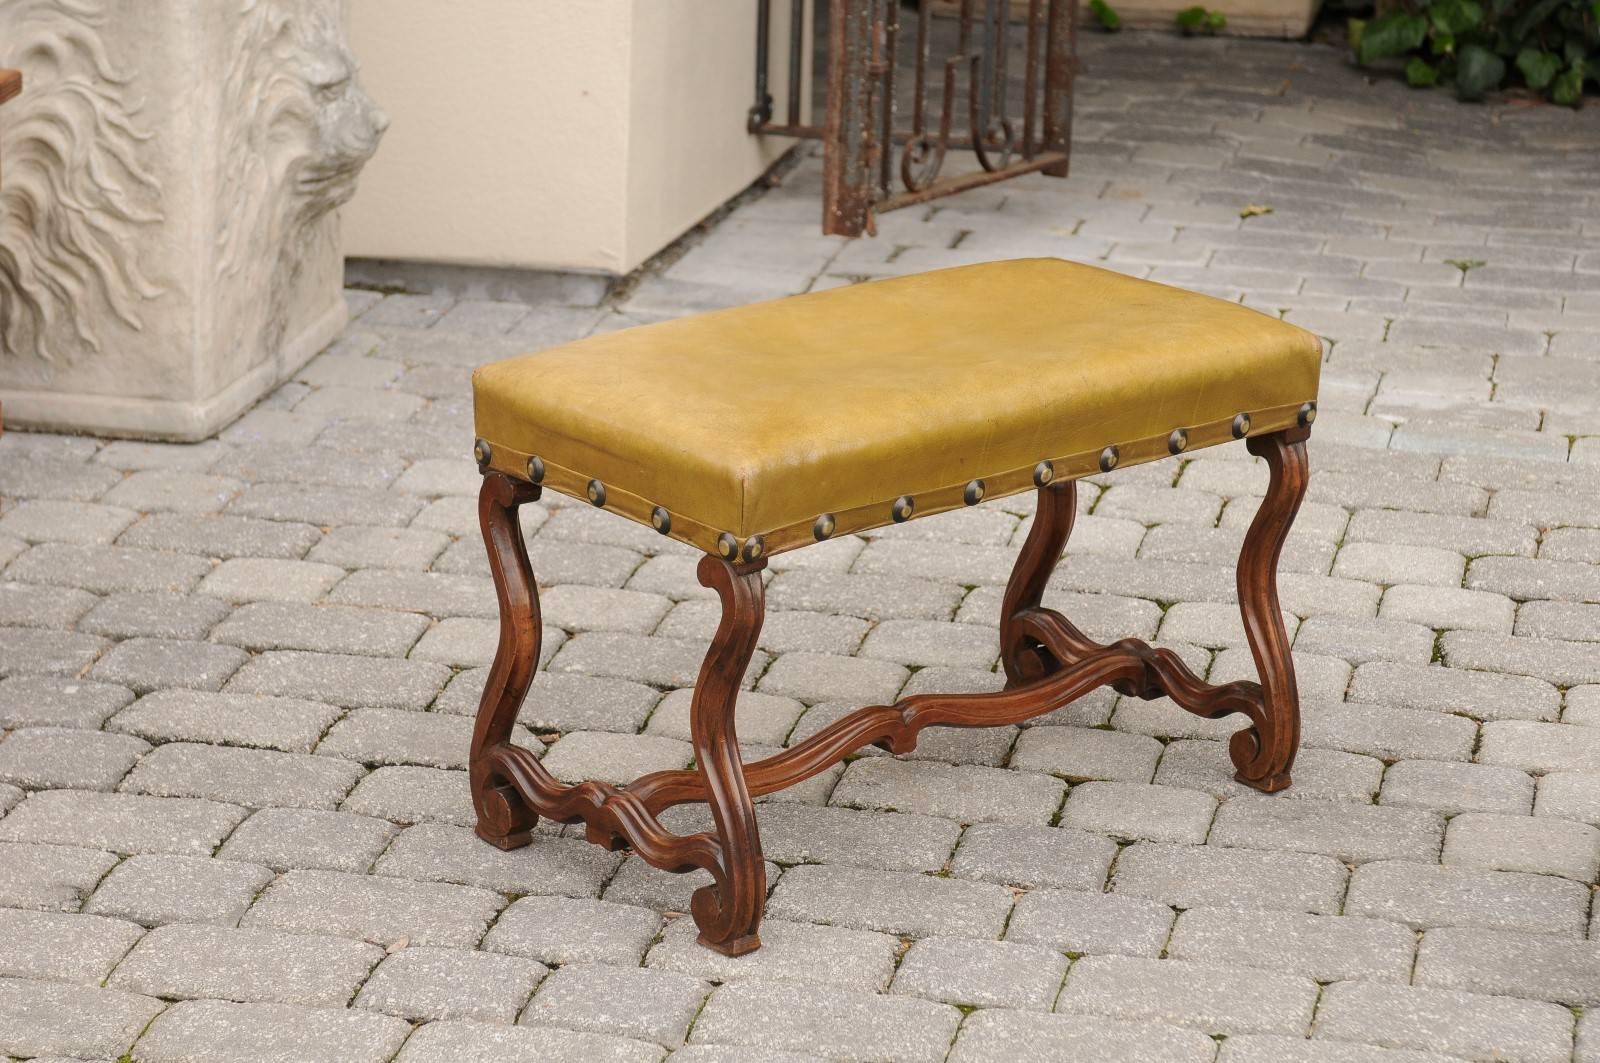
[
  {"left": 471, "top": 471, "right": 543, "bottom": 849},
  {"left": 687, "top": 554, "right": 768, "bottom": 956},
  {"left": 999, "top": 481, "right": 1076, "bottom": 685},
  {"left": 1231, "top": 427, "right": 1310, "bottom": 792}
]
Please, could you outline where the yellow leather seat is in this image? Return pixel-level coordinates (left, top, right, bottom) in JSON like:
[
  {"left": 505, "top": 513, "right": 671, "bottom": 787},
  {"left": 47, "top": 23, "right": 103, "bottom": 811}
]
[{"left": 473, "top": 258, "right": 1321, "bottom": 559}]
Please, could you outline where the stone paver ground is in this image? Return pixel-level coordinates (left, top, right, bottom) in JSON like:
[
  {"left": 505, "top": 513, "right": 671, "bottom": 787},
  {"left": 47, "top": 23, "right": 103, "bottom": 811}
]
[{"left": 3, "top": 30, "right": 1600, "bottom": 1063}]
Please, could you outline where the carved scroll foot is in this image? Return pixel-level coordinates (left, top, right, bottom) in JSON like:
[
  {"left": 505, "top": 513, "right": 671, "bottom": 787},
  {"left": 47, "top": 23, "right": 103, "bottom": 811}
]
[
  {"left": 1231, "top": 427, "right": 1310, "bottom": 792},
  {"left": 470, "top": 472, "right": 544, "bottom": 850},
  {"left": 687, "top": 555, "right": 768, "bottom": 956}
]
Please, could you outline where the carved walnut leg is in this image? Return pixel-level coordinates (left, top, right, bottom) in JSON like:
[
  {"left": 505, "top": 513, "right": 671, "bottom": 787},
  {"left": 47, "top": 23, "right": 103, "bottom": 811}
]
[
  {"left": 1230, "top": 428, "right": 1310, "bottom": 792},
  {"left": 686, "top": 555, "right": 768, "bottom": 956},
  {"left": 999, "top": 482, "right": 1075, "bottom": 686},
  {"left": 471, "top": 472, "right": 542, "bottom": 850}
]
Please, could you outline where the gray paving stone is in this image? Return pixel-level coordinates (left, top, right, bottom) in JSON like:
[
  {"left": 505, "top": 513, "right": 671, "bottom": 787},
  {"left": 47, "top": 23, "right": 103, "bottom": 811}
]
[
  {"left": 1478, "top": 719, "right": 1600, "bottom": 773},
  {"left": 539, "top": 730, "right": 692, "bottom": 786},
  {"left": 1380, "top": 758, "right": 1533, "bottom": 816},
  {"left": 121, "top": 742, "right": 364, "bottom": 810},
  {"left": 78, "top": 592, "right": 232, "bottom": 641},
  {"left": 787, "top": 699, "right": 1020, "bottom": 767},
  {"left": 1333, "top": 542, "right": 1465, "bottom": 588},
  {"left": 109, "top": 922, "right": 380, "bottom": 1006},
  {"left": 949, "top": 1010, "right": 1218, "bottom": 1063},
  {"left": 0, "top": 977, "right": 163, "bottom": 1060},
  {"left": 0, "top": 626, "right": 109, "bottom": 678},
  {"left": 0, "top": 790, "right": 245, "bottom": 856},
  {"left": 1348, "top": 660, "right": 1560, "bottom": 722},
  {"left": 644, "top": 687, "right": 804, "bottom": 746},
  {"left": 100, "top": 470, "right": 242, "bottom": 514},
  {"left": 356, "top": 946, "right": 546, "bottom": 1023},
  {"left": 1294, "top": 615, "right": 1436, "bottom": 664},
  {"left": 755, "top": 650, "right": 906, "bottom": 705},
  {"left": 522, "top": 963, "right": 709, "bottom": 1048},
  {"left": 228, "top": 481, "right": 424, "bottom": 527},
  {"left": 307, "top": 524, "right": 450, "bottom": 570},
  {"left": 1417, "top": 925, "right": 1600, "bottom": 1006},
  {"left": 1061, "top": 781, "right": 1217, "bottom": 843},
  {"left": 1110, "top": 841, "right": 1348, "bottom": 915},
  {"left": 1380, "top": 585, "right": 1516, "bottom": 634},
  {"left": 324, "top": 567, "right": 495, "bottom": 617},
  {"left": 217, "top": 807, "right": 397, "bottom": 873},
  {"left": 1168, "top": 907, "right": 1416, "bottom": 983},
  {"left": 242, "top": 867, "right": 504, "bottom": 947},
  {"left": 210, "top": 443, "right": 407, "bottom": 488},
  {"left": 1442, "top": 631, "right": 1600, "bottom": 687},
  {"left": 1209, "top": 795, "right": 1444, "bottom": 864},
  {"left": 1006, "top": 888, "right": 1175, "bottom": 958},
  {"left": 0, "top": 499, "right": 139, "bottom": 544},
  {"left": 117, "top": 511, "right": 321, "bottom": 560},
  {"left": 0, "top": 841, "right": 119, "bottom": 911},
  {"left": 1468, "top": 555, "right": 1600, "bottom": 603},
  {"left": 0, "top": 458, "right": 119, "bottom": 503},
  {"left": 892, "top": 935, "right": 1068, "bottom": 1010},
  {"left": 748, "top": 802, "right": 960, "bottom": 873},
  {"left": 1346, "top": 508, "right": 1537, "bottom": 558},
  {"left": 829, "top": 757, "right": 1064, "bottom": 826},
  {"left": 0, "top": 728, "right": 148, "bottom": 790},
  {"left": 1442, "top": 811, "right": 1600, "bottom": 881},
  {"left": 1315, "top": 980, "right": 1571, "bottom": 1063},
  {"left": 107, "top": 690, "right": 340, "bottom": 754},
  {"left": 485, "top": 894, "right": 663, "bottom": 967},
  {"left": 84, "top": 853, "right": 272, "bottom": 928},
  {"left": 411, "top": 615, "right": 551, "bottom": 668},
  {"left": 1535, "top": 771, "right": 1600, "bottom": 827},
  {"left": 341, "top": 764, "right": 474, "bottom": 826},
  {"left": 0, "top": 907, "right": 144, "bottom": 982},
  {"left": 646, "top": 915, "right": 898, "bottom": 992},
  {"left": 1154, "top": 739, "right": 1384, "bottom": 804},
  {"left": 542, "top": 583, "right": 676, "bottom": 636},
  {"left": 395, "top": 1019, "right": 665, "bottom": 1063},
  {"left": 90, "top": 637, "right": 248, "bottom": 694},
  {"left": 226, "top": 649, "right": 450, "bottom": 708},
  {"left": 196, "top": 557, "right": 346, "bottom": 604},
  {"left": 1057, "top": 955, "right": 1318, "bottom": 1036},
  {"left": 1345, "top": 860, "right": 1589, "bottom": 936},
  {"left": 947, "top": 822, "right": 1117, "bottom": 891},
  {"left": 1220, "top": 1035, "right": 1462, "bottom": 1063},
  {"left": 765, "top": 570, "right": 963, "bottom": 621},
  {"left": 1515, "top": 600, "right": 1600, "bottom": 643},
  {"left": 373, "top": 822, "right": 619, "bottom": 897},
  {"left": 690, "top": 981, "right": 962, "bottom": 1062},
  {"left": 1009, "top": 726, "right": 1163, "bottom": 782},
  {"left": 132, "top": 999, "right": 411, "bottom": 1063},
  {"left": 0, "top": 581, "right": 98, "bottom": 628},
  {"left": 211, "top": 601, "right": 427, "bottom": 657},
  {"left": 766, "top": 862, "right": 1013, "bottom": 938},
  {"left": 858, "top": 620, "right": 999, "bottom": 670},
  {"left": 317, "top": 706, "right": 488, "bottom": 770},
  {"left": 551, "top": 631, "right": 765, "bottom": 689}
]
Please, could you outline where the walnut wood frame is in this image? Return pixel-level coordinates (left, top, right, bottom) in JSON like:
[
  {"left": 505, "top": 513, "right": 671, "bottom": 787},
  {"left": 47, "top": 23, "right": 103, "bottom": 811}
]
[{"left": 471, "top": 426, "right": 1310, "bottom": 954}]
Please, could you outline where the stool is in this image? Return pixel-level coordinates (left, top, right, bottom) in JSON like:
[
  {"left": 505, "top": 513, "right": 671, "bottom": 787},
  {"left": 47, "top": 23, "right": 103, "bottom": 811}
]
[{"left": 469, "top": 258, "right": 1319, "bottom": 955}]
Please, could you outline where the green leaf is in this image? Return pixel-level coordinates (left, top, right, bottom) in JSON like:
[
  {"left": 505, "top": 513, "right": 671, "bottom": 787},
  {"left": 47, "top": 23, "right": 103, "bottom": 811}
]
[
  {"left": 1358, "top": 12, "right": 1430, "bottom": 63},
  {"left": 1510, "top": 0, "right": 1567, "bottom": 41},
  {"left": 1517, "top": 46, "right": 1562, "bottom": 88},
  {"left": 1455, "top": 41, "right": 1507, "bottom": 97},
  {"left": 1176, "top": 5, "right": 1209, "bottom": 30},
  {"left": 1348, "top": 17, "right": 1367, "bottom": 53},
  {"left": 1431, "top": 29, "right": 1456, "bottom": 54},
  {"left": 1430, "top": 0, "right": 1483, "bottom": 35},
  {"left": 1406, "top": 56, "right": 1442, "bottom": 84},
  {"left": 1207, "top": 10, "right": 1228, "bottom": 29},
  {"left": 1552, "top": 60, "right": 1586, "bottom": 104},
  {"left": 1090, "top": 0, "right": 1123, "bottom": 30}
]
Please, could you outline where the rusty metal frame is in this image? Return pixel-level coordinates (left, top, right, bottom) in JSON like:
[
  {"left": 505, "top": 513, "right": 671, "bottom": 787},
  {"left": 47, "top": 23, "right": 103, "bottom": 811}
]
[{"left": 752, "top": 0, "right": 1077, "bottom": 237}]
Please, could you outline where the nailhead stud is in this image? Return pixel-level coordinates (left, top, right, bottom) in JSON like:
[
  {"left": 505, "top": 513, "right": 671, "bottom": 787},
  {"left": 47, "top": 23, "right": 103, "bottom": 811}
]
[
  {"left": 717, "top": 533, "right": 739, "bottom": 559},
  {"left": 473, "top": 438, "right": 491, "bottom": 469},
  {"left": 813, "top": 513, "right": 836, "bottom": 541},
  {"left": 741, "top": 536, "right": 766, "bottom": 563},
  {"left": 1099, "top": 446, "right": 1119, "bottom": 473},
  {"left": 586, "top": 480, "right": 607, "bottom": 507},
  {"left": 1168, "top": 429, "right": 1189, "bottom": 455},
  {"left": 1033, "top": 461, "right": 1055, "bottom": 487},
  {"left": 526, "top": 456, "right": 546, "bottom": 483},
  {"left": 964, "top": 479, "right": 985, "bottom": 506},
  {"left": 1231, "top": 413, "right": 1251, "bottom": 439},
  {"left": 892, "top": 496, "right": 915, "bottom": 523},
  {"left": 650, "top": 506, "right": 672, "bottom": 535},
  {"left": 1298, "top": 401, "right": 1317, "bottom": 427}
]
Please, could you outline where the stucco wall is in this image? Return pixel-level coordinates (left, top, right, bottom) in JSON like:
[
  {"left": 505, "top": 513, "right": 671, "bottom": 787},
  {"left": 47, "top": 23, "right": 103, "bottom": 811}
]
[{"left": 344, "top": 1, "right": 804, "bottom": 276}]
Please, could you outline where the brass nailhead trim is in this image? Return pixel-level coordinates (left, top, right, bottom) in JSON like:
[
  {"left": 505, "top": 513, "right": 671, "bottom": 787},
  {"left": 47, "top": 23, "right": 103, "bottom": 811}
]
[
  {"left": 587, "top": 479, "right": 607, "bottom": 507},
  {"left": 1232, "top": 412, "right": 1251, "bottom": 439},
  {"left": 527, "top": 456, "right": 546, "bottom": 483},
  {"left": 1099, "top": 446, "right": 1119, "bottom": 473},
  {"left": 742, "top": 535, "right": 766, "bottom": 562},
  {"left": 1168, "top": 429, "right": 1189, "bottom": 455},
  {"left": 964, "top": 479, "right": 986, "bottom": 506},
  {"left": 651, "top": 506, "right": 672, "bottom": 535},
  {"left": 1298, "top": 401, "right": 1317, "bottom": 427},
  {"left": 892, "top": 495, "right": 915, "bottom": 523},
  {"left": 473, "top": 438, "right": 491, "bottom": 469},
  {"left": 717, "top": 532, "right": 739, "bottom": 559},
  {"left": 1033, "top": 460, "right": 1055, "bottom": 487},
  {"left": 813, "top": 513, "right": 836, "bottom": 541}
]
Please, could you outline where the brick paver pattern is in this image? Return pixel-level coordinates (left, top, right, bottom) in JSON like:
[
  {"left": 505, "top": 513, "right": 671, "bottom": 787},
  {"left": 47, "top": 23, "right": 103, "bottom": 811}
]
[{"left": 2, "top": 33, "right": 1600, "bottom": 1063}]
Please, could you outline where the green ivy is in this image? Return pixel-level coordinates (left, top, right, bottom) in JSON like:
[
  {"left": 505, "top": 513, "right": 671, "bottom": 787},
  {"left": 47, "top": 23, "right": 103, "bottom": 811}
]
[
  {"left": 1350, "top": 0, "right": 1598, "bottom": 105},
  {"left": 1090, "top": 0, "right": 1124, "bottom": 31},
  {"left": 1177, "top": 5, "right": 1230, "bottom": 32}
]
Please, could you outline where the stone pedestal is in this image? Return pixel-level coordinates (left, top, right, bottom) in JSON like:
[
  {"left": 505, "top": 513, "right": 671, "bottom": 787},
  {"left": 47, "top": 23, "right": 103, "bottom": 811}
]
[{"left": 0, "top": 0, "right": 386, "bottom": 440}]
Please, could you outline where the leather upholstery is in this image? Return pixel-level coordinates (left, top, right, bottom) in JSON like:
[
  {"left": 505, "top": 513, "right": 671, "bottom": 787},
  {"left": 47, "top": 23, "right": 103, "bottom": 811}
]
[{"left": 473, "top": 258, "right": 1321, "bottom": 557}]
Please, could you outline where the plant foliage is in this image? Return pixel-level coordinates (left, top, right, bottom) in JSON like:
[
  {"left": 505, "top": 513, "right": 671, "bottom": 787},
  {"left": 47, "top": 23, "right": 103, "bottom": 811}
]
[
  {"left": 1350, "top": 0, "right": 1598, "bottom": 105},
  {"left": 1177, "top": 5, "right": 1230, "bottom": 32},
  {"left": 1090, "top": 0, "right": 1124, "bottom": 31}
]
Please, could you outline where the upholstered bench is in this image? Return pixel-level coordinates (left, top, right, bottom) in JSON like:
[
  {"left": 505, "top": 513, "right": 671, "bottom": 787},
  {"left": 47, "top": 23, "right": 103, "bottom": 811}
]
[{"left": 469, "top": 258, "right": 1319, "bottom": 955}]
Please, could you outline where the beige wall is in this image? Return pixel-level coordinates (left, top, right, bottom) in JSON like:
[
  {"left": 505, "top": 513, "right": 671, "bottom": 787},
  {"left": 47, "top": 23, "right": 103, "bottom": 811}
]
[{"left": 345, "top": 1, "right": 804, "bottom": 276}]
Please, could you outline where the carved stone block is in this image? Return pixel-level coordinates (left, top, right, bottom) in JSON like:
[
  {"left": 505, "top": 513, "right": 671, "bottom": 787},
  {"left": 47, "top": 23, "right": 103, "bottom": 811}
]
[{"left": 0, "top": 0, "right": 386, "bottom": 439}]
